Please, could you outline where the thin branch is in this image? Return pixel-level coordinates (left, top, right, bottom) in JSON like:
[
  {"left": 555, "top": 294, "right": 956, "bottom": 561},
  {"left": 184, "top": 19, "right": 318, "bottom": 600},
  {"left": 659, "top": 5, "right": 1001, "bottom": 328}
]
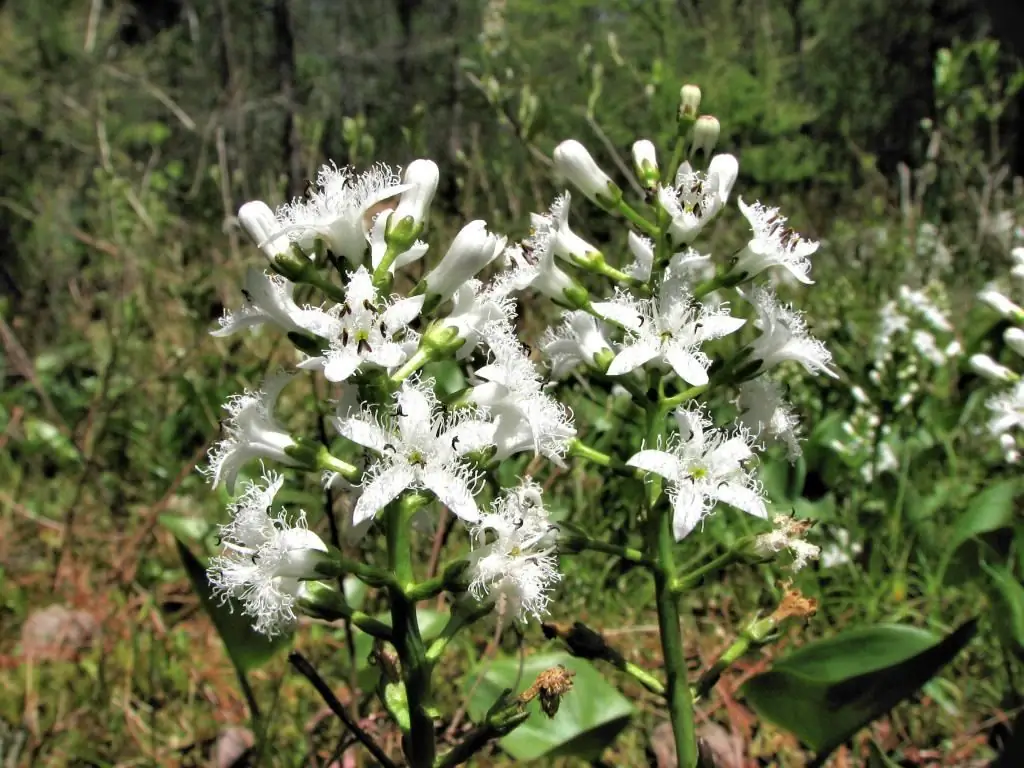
[{"left": 288, "top": 652, "right": 399, "bottom": 768}]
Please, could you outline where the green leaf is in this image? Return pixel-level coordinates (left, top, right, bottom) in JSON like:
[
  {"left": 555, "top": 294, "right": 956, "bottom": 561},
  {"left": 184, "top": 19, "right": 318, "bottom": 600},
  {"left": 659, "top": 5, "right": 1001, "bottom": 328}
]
[
  {"left": 158, "top": 514, "right": 212, "bottom": 543},
  {"left": 741, "top": 621, "right": 976, "bottom": 759},
  {"left": 465, "top": 652, "right": 634, "bottom": 761},
  {"left": 982, "top": 564, "right": 1024, "bottom": 661},
  {"left": 174, "top": 539, "right": 292, "bottom": 673},
  {"left": 949, "top": 480, "right": 1020, "bottom": 552}
]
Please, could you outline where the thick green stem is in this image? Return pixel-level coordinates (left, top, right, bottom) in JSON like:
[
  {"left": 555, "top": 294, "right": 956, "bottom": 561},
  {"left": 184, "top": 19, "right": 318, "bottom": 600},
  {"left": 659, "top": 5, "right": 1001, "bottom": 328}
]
[
  {"left": 651, "top": 506, "right": 699, "bottom": 767},
  {"left": 391, "top": 347, "right": 435, "bottom": 384},
  {"left": 615, "top": 199, "right": 660, "bottom": 237},
  {"left": 672, "top": 549, "right": 741, "bottom": 593},
  {"left": 386, "top": 494, "right": 435, "bottom": 767}
]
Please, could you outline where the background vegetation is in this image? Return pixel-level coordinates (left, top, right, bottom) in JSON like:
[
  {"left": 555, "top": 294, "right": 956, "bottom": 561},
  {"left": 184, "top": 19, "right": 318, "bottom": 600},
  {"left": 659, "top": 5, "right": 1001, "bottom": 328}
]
[{"left": 2, "top": 0, "right": 1024, "bottom": 765}]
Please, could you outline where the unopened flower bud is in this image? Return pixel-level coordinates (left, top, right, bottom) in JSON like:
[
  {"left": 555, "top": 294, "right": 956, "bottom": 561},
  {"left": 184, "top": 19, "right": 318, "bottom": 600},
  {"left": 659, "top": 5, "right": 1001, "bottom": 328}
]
[
  {"left": 691, "top": 115, "right": 721, "bottom": 157},
  {"left": 979, "top": 287, "right": 1024, "bottom": 322},
  {"left": 1006, "top": 327, "right": 1024, "bottom": 358},
  {"left": 552, "top": 140, "right": 621, "bottom": 208},
  {"left": 678, "top": 84, "right": 702, "bottom": 120},
  {"left": 970, "top": 353, "right": 1017, "bottom": 382},
  {"left": 239, "top": 201, "right": 292, "bottom": 262},
  {"left": 631, "top": 139, "right": 660, "bottom": 189},
  {"left": 391, "top": 159, "right": 439, "bottom": 237},
  {"left": 421, "top": 220, "right": 506, "bottom": 302}
]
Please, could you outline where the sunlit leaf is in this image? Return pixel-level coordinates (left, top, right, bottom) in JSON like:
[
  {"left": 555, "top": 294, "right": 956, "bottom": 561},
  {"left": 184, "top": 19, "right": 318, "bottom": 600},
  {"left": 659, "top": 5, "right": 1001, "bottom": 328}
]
[
  {"left": 742, "top": 621, "right": 976, "bottom": 760},
  {"left": 465, "top": 652, "right": 634, "bottom": 761}
]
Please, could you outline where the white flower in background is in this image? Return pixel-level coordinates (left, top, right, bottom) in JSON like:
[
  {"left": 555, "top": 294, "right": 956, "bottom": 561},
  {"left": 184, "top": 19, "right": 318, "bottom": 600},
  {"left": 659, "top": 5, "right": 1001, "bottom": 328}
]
[
  {"left": 468, "top": 480, "right": 561, "bottom": 622},
  {"left": 300, "top": 266, "right": 424, "bottom": 381},
  {"left": 911, "top": 329, "right": 946, "bottom": 366},
  {"left": 594, "top": 284, "right": 745, "bottom": 386},
  {"left": 624, "top": 231, "right": 655, "bottom": 282},
  {"left": 552, "top": 140, "right": 618, "bottom": 205},
  {"left": 540, "top": 311, "right": 612, "bottom": 378},
  {"left": 727, "top": 199, "right": 818, "bottom": 285},
  {"left": 627, "top": 407, "right": 767, "bottom": 540},
  {"left": 819, "top": 527, "right": 863, "bottom": 569},
  {"left": 212, "top": 268, "right": 335, "bottom": 340},
  {"left": 392, "top": 159, "right": 439, "bottom": 234},
  {"left": 421, "top": 220, "right": 507, "bottom": 303},
  {"left": 979, "top": 286, "right": 1024, "bottom": 322},
  {"left": 1000, "top": 432, "right": 1020, "bottom": 464},
  {"left": 736, "top": 378, "right": 801, "bottom": 460},
  {"left": 1012, "top": 247, "right": 1024, "bottom": 281},
  {"left": 273, "top": 163, "right": 409, "bottom": 264},
  {"left": 437, "top": 251, "right": 538, "bottom": 358},
  {"left": 470, "top": 321, "right": 575, "bottom": 464},
  {"left": 1005, "top": 327, "right": 1024, "bottom": 359},
  {"left": 238, "top": 201, "right": 292, "bottom": 262},
  {"left": 747, "top": 287, "right": 837, "bottom": 378},
  {"left": 208, "top": 470, "right": 329, "bottom": 636},
  {"left": 205, "top": 374, "right": 300, "bottom": 493},
  {"left": 368, "top": 211, "right": 428, "bottom": 274},
  {"left": 336, "top": 378, "right": 494, "bottom": 524},
  {"left": 988, "top": 380, "right": 1024, "bottom": 439},
  {"left": 690, "top": 116, "right": 721, "bottom": 156},
  {"left": 754, "top": 515, "right": 820, "bottom": 571},
  {"left": 898, "top": 286, "right": 953, "bottom": 332},
  {"left": 658, "top": 154, "right": 738, "bottom": 245}
]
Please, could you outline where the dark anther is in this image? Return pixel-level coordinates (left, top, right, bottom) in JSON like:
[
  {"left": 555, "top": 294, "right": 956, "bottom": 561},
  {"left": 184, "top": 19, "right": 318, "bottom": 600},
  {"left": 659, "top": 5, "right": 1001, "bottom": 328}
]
[
  {"left": 251, "top": 554, "right": 259, "bottom": 564},
  {"left": 362, "top": 299, "right": 374, "bottom": 311},
  {"left": 397, "top": 404, "right": 406, "bottom": 417},
  {"left": 341, "top": 329, "right": 350, "bottom": 346},
  {"left": 357, "top": 338, "right": 372, "bottom": 354},
  {"left": 304, "top": 179, "right": 316, "bottom": 199},
  {"left": 693, "top": 201, "right": 703, "bottom": 218},
  {"left": 451, "top": 435, "right": 460, "bottom": 449},
  {"left": 340, "top": 304, "right": 352, "bottom": 317},
  {"left": 241, "top": 288, "right": 254, "bottom": 302}
]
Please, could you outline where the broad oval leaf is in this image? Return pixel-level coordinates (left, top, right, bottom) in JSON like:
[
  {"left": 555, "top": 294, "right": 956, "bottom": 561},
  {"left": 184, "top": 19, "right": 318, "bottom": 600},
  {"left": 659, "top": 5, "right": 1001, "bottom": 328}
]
[
  {"left": 174, "top": 539, "right": 292, "bottom": 674},
  {"left": 741, "top": 621, "right": 976, "bottom": 760},
  {"left": 159, "top": 514, "right": 213, "bottom": 543},
  {"left": 465, "top": 652, "right": 634, "bottom": 761},
  {"left": 981, "top": 564, "right": 1024, "bottom": 661},
  {"left": 949, "top": 480, "right": 1020, "bottom": 553}
]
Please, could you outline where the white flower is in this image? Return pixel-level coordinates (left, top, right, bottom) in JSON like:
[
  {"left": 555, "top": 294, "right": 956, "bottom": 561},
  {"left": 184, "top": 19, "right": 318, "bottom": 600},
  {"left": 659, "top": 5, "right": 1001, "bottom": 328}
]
[
  {"left": 820, "top": 527, "right": 862, "bottom": 569},
  {"left": 747, "top": 287, "right": 837, "bottom": 378},
  {"left": 728, "top": 199, "right": 818, "bottom": 285},
  {"left": 300, "top": 266, "right": 424, "bottom": 382},
  {"left": 209, "top": 470, "right": 329, "bottom": 636},
  {"left": 422, "top": 220, "right": 507, "bottom": 302},
  {"left": 212, "top": 268, "right": 334, "bottom": 339},
  {"left": 736, "top": 378, "right": 801, "bottom": 460},
  {"left": 238, "top": 201, "right": 292, "bottom": 262},
  {"left": 970, "top": 353, "right": 1017, "bottom": 383},
  {"left": 625, "top": 231, "right": 655, "bottom": 282},
  {"left": 754, "top": 515, "right": 820, "bottom": 571},
  {"left": 470, "top": 321, "right": 576, "bottom": 464},
  {"left": 540, "top": 311, "right": 612, "bottom": 378},
  {"left": 594, "top": 284, "right": 745, "bottom": 386},
  {"left": 1012, "top": 247, "right": 1024, "bottom": 281},
  {"left": 658, "top": 154, "right": 738, "bottom": 245},
  {"left": 205, "top": 374, "right": 300, "bottom": 493},
  {"left": 552, "top": 140, "right": 618, "bottom": 205},
  {"left": 437, "top": 250, "right": 538, "bottom": 359},
  {"left": 521, "top": 210, "right": 584, "bottom": 303},
  {"left": 691, "top": 115, "right": 721, "bottom": 156},
  {"left": 272, "top": 162, "right": 409, "bottom": 264},
  {"left": 336, "top": 378, "right": 494, "bottom": 524},
  {"left": 391, "top": 159, "right": 439, "bottom": 233},
  {"left": 529, "top": 192, "right": 601, "bottom": 266},
  {"left": 468, "top": 480, "right": 561, "bottom": 622},
  {"left": 627, "top": 407, "right": 767, "bottom": 540},
  {"left": 988, "top": 380, "right": 1024, "bottom": 437}
]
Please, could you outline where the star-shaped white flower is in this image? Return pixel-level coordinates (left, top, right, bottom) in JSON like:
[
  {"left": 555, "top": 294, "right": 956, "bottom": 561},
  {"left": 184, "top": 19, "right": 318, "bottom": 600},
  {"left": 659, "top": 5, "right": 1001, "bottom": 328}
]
[
  {"left": 658, "top": 154, "right": 738, "bottom": 245},
  {"left": 736, "top": 378, "right": 802, "bottom": 460},
  {"left": 470, "top": 321, "right": 576, "bottom": 464},
  {"left": 624, "top": 231, "right": 655, "bottom": 282},
  {"left": 593, "top": 285, "right": 745, "bottom": 385},
  {"left": 208, "top": 470, "right": 330, "bottom": 636},
  {"left": 272, "top": 162, "right": 409, "bottom": 263},
  {"left": 468, "top": 480, "right": 561, "bottom": 622},
  {"left": 212, "top": 268, "right": 334, "bottom": 339},
  {"left": 299, "top": 266, "right": 424, "bottom": 382},
  {"left": 205, "top": 374, "right": 300, "bottom": 493},
  {"left": 540, "top": 311, "right": 612, "bottom": 379},
  {"left": 627, "top": 407, "right": 767, "bottom": 540},
  {"left": 746, "top": 287, "right": 838, "bottom": 378},
  {"left": 727, "top": 199, "right": 818, "bottom": 285},
  {"left": 336, "top": 378, "right": 494, "bottom": 524}
]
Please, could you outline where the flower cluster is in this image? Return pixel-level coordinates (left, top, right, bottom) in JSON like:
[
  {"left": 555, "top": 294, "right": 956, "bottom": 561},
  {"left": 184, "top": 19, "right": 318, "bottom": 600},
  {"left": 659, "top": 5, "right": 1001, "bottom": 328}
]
[{"left": 201, "top": 85, "right": 834, "bottom": 639}]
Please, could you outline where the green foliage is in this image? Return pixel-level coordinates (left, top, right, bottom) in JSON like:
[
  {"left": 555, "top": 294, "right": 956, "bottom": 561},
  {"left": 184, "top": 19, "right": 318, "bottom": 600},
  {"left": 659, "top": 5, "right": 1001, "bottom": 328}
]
[
  {"left": 742, "top": 621, "right": 978, "bottom": 760},
  {"left": 465, "top": 652, "right": 635, "bottom": 761}
]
